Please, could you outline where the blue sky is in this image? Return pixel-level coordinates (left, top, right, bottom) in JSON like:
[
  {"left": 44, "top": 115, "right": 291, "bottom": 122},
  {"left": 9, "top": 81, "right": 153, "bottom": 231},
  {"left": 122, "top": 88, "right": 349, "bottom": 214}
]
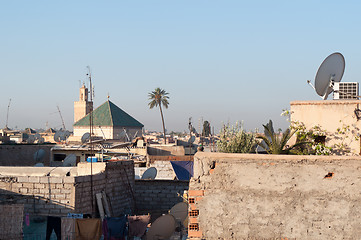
[{"left": 1, "top": 1, "right": 361, "bottom": 133}]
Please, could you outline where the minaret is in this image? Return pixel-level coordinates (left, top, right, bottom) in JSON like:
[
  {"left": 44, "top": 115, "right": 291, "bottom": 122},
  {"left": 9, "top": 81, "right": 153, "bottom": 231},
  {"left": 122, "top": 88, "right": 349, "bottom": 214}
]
[{"left": 74, "top": 84, "right": 93, "bottom": 123}]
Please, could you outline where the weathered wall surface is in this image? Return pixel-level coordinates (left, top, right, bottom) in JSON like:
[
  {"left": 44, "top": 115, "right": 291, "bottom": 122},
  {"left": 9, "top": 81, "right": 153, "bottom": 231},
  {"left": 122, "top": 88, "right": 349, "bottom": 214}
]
[
  {"left": 0, "top": 204, "right": 24, "bottom": 239},
  {"left": 0, "top": 144, "right": 53, "bottom": 166},
  {"left": 134, "top": 180, "right": 188, "bottom": 216},
  {"left": 290, "top": 100, "right": 361, "bottom": 155},
  {"left": 189, "top": 152, "right": 361, "bottom": 239},
  {"left": 148, "top": 145, "right": 185, "bottom": 156},
  {"left": 0, "top": 161, "right": 134, "bottom": 217}
]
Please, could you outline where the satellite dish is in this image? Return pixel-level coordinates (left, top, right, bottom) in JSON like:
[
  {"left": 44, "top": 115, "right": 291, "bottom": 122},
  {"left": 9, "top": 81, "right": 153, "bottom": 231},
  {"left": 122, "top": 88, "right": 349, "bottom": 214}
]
[
  {"left": 169, "top": 202, "right": 188, "bottom": 223},
  {"left": 33, "top": 149, "right": 45, "bottom": 162},
  {"left": 27, "top": 135, "right": 36, "bottom": 144},
  {"left": 34, "top": 133, "right": 41, "bottom": 140},
  {"left": 146, "top": 214, "right": 177, "bottom": 240},
  {"left": 54, "top": 131, "right": 61, "bottom": 142},
  {"left": 309, "top": 52, "right": 345, "bottom": 100},
  {"left": 141, "top": 167, "right": 157, "bottom": 180},
  {"left": 54, "top": 130, "right": 71, "bottom": 142},
  {"left": 81, "top": 132, "right": 90, "bottom": 144},
  {"left": 63, "top": 154, "right": 76, "bottom": 167}
]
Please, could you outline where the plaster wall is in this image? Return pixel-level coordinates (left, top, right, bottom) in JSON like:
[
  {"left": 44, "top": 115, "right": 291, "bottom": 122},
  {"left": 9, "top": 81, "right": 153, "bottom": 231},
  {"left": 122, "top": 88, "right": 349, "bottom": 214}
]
[
  {"left": 189, "top": 152, "right": 361, "bottom": 239},
  {"left": 290, "top": 100, "right": 361, "bottom": 155},
  {"left": 148, "top": 146, "right": 185, "bottom": 156}
]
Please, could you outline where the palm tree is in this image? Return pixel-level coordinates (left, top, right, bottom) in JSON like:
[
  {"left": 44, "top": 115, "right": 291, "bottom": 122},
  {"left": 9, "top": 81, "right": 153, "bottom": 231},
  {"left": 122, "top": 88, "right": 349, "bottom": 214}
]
[
  {"left": 257, "top": 120, "right": 307, "bottom": 154},
  {"left": 148, "top": 88, "right": 169, "bottom": 144}
]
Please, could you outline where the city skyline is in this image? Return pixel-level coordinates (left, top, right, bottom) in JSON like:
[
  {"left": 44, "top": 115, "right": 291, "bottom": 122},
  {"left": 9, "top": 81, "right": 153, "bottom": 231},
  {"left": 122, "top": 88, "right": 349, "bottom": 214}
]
[{"left": 1, "top": 1, "right": 361, "bottom": 133}]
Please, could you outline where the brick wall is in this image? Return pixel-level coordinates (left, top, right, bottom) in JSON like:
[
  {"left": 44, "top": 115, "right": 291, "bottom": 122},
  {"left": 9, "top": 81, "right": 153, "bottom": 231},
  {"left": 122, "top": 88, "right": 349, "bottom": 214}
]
[
  {"left": 134, "top": 180, "right": 189, "bottom": 218},
  {"left": 189, "top": 152, "right": 361, "bottom": 239},
  {"left": 0, "top": 160, "right": 134, "bottom": 217},
  {"left": 75, "top": 161, "right": 135, "bottom": 216}
]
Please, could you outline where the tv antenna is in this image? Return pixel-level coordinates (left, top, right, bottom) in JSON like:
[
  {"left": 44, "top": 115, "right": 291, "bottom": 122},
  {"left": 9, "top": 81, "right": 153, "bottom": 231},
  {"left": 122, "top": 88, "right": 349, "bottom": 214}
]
[{"left": 307, "top": 52, "right": 345, "bottom": 100}]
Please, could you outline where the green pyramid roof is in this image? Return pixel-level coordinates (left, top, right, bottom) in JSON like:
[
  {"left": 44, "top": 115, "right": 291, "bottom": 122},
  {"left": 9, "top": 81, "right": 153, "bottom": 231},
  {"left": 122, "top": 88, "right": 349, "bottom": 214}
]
[{"left": 73, "top": 100, "right": 144, "bottom": 128}]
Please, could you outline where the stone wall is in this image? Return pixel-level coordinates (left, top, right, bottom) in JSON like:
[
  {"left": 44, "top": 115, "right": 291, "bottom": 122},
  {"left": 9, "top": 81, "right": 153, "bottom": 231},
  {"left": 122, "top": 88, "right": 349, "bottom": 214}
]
[
  {"left": 0, "top": 144, "right": 53, "bottom": 166},
  {"left": 188, "top": 152, "right": 361, "bottom": 239},
  {"left": 134, "top": 180, "right": 188, "bottom": 218},
  {"left": 0, "top": 161, "right": 134, "bottom": 217}
]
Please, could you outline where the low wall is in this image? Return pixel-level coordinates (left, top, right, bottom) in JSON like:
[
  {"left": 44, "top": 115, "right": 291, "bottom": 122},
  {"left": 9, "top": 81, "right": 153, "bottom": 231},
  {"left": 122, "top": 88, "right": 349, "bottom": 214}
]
[
  {"left": 0, "top": 144, "right": 53, "bottom": 166},
  {"left": 189, "top": 152, "right": 361, "bottom": 239},
  {"left": 148, "top": 146, "right": 185, "bottom": 156},
  {"left": 0, "top": 161, "right": 134, "bottom": 217},
  {"left": 134, "top": 180, "right": 188, "bottom": 218}
]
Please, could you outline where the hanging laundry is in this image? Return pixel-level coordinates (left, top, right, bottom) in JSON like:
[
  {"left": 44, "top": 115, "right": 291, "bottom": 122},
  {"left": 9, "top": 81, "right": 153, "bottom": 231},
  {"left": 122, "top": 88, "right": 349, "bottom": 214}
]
[
  {"left": 128, "top": 215, "right": 151, "bottom": 238},
  {"left": 103, "top": 216, "right": 127, "bottom": 240},
  {"left": 75, "top": 218, "right": 102, "bottom": 240},
  {"left": 61, "top": 218, "right": 76, "bottom": 240},
  {"left": 46, "top": 216, "right": 61, "bottom": 240}
]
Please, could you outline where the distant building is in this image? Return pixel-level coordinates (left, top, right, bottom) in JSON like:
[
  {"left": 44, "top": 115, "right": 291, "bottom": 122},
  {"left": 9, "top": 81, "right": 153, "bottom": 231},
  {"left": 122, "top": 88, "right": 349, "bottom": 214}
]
[{"left": 73, "top": 86, "right": 143, "bottom": 141}]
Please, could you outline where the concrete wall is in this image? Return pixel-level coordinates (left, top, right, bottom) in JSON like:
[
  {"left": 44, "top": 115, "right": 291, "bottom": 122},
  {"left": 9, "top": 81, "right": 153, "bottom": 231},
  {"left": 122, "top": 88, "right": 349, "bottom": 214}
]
[
  {"left": 148, "top": 145, "right": 185, "bottom": 156},
  {"left": 290, "top": 100, "right": 361, "bottom": 155},
  {"left": 0, "top": 144, "right": 53, "bottom": 166},
  {"left": 189, "top": 152, "right": 361, "bottom": 239},
  {"left": 0, "top": 161, "right": 134, "bottom": 217},
  {"left": 134, "top": 180, "right": 188, "bottom": 218}
]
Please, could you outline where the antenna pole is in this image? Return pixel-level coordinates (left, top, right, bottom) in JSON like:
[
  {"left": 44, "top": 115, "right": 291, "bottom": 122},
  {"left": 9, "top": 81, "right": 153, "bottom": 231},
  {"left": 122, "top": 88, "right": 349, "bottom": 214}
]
[
  {"left": 5, "top": 98, "right": 11, "bottom": 128},
  {"left": 87, "top": 66, "right": 95, "bottom": 217}
]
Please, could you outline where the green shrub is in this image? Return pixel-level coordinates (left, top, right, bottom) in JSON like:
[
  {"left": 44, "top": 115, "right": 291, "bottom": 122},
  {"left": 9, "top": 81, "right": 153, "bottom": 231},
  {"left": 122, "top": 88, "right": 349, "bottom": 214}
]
[{"left": 217, "top": 122, "right": 257, "bottom": 153}]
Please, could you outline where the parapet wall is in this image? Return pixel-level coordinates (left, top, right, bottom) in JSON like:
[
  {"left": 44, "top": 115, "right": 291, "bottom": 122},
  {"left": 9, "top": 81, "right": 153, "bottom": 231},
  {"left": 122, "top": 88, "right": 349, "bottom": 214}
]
[
  {"left": 0, "top": 160, "right": 134, "bottom": 217},
  {"left": 0, "top": 144, "right": 53, "bottom": 166},
  {"left": 188, "top": 152, "right": 361, "bottom": 239}
]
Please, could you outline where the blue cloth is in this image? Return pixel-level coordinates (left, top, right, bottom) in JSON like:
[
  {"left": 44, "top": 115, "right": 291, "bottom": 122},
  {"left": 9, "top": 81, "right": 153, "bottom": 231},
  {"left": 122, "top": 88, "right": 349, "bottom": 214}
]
[
  {"left": 103, "top": 216, "right": 127, "bottom": 240},
  {"left": 171, "top": 161, "right": 194, "bottom": 180}
]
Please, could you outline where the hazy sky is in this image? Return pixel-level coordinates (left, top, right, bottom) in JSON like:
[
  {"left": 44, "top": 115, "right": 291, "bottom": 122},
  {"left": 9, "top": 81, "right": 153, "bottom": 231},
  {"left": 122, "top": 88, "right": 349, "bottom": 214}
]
[{"left": 1, "top": 1, "right": 361, "bottom": 133}]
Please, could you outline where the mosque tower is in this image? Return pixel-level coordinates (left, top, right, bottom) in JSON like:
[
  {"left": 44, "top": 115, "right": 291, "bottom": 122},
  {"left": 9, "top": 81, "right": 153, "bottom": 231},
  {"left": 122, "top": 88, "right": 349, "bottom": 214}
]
[{"left": 74, "top": 84, "right": 93, "bottom": 123}]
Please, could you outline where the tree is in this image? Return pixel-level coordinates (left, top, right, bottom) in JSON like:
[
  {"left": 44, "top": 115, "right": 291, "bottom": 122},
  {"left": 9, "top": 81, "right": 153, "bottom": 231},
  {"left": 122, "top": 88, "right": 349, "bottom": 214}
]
[
  {"left": 217, "top": 122, "right": 257, "bottom": 153},
  {"left": 202, "top": 121, "right": 211, "bottom": 137},
  {"left": 148, "top": 88, "right": 169, "bottom": 144},
  {"left": 257, "top": 120, "right": 306, "bottom": 154}
]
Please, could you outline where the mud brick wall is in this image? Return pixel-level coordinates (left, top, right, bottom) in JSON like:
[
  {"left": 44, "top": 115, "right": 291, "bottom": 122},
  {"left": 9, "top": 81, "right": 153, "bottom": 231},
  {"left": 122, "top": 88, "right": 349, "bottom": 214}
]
[
  {"left": 134, "top": 180, "right": 189, "bottom": 216},
  {"left": 189, "top": 152, "right": 361, "bottom": 240},
  {"left": 0, "top": 160, "right": 134, "bottom": 217},
  {"left": 75, "top": 160, "right": 135, "bottom": 216}
]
